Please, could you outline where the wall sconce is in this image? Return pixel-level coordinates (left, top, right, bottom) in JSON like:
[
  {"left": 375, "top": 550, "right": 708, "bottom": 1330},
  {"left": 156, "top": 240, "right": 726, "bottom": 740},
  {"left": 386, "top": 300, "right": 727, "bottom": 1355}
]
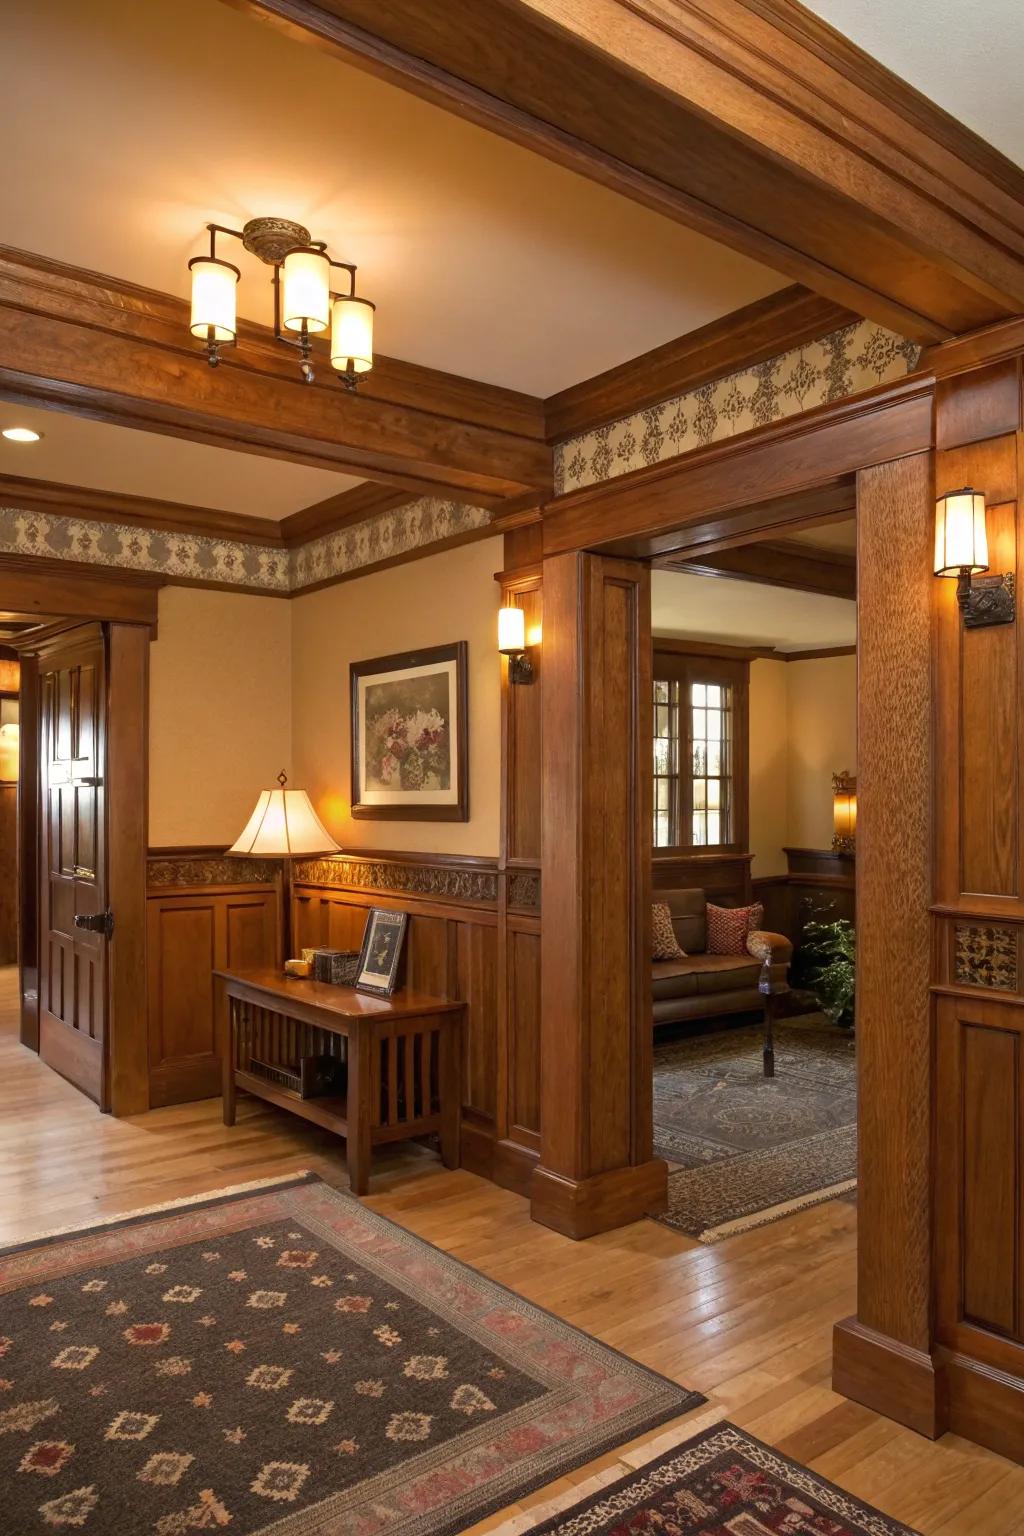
[
  {"left": 934, "top": 487, "right": 1015, "bottom": 627},
  {"left": 188, "top": 218, "right": 375, "bottom": 390},
  {"left": 498, "top": 606, "right": 534, "bottom": 684},
  {"left": 832, "top": 771, "right": 857, "bottom": 854}
]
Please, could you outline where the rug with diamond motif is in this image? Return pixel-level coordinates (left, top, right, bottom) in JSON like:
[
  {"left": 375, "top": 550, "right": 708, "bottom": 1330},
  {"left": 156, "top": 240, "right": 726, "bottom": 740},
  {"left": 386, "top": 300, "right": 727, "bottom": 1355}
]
[
  {"left": 525, "top": 1422, "right": 920, "bottom": 1536},
  {"left": 0, "top": 1173, "right": 701, "bottom": 1535}
]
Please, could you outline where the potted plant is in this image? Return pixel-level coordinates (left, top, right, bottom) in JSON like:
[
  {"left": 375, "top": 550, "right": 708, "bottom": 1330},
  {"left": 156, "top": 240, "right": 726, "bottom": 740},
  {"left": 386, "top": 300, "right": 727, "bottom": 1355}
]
[{"left": 795, "top": 917, "right": 856, "bottom": 1027}]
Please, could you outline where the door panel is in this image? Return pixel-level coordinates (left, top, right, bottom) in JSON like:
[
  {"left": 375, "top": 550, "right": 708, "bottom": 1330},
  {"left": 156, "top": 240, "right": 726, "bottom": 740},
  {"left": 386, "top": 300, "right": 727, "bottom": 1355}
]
[{"left": 39, "top": 627, "right": 108, "bottom": 1108}]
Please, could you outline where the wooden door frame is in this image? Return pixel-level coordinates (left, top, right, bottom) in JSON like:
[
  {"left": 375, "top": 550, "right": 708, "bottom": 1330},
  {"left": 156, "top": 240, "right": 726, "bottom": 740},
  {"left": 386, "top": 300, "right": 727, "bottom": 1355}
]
[{"left": 1, "top": 558, "right": 158, "bottom": 1114}]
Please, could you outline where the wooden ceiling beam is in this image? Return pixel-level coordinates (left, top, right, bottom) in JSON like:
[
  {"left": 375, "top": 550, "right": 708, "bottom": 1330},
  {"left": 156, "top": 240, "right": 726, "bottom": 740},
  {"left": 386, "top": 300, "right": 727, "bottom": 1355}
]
[
  {"left": 545, "top": 285, "right": 857, "bottom": 441},
  {"left": 0, "top": 472, "right": 284, "bottom": 547},
  {"left": 0, "top": 246, "right": 550, "bottom": 505},
  {"left": 664, "top": 539, "right": 856, "bottom": 600},
  {"left": 225, "top": 0, "right": 1024, "bottom": 342}
]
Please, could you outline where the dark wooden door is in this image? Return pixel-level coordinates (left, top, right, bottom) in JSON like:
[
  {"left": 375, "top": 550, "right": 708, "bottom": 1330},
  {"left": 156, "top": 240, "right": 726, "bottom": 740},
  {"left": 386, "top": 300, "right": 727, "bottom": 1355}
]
[{"left": 39, "top": 626, "right": 109, "bottom": 1108}]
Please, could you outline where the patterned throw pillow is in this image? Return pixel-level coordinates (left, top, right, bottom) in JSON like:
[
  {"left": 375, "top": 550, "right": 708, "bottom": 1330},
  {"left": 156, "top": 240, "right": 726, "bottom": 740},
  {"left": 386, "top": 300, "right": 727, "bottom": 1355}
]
[
  {"left": 652, "top": 903, "right": 686, "bottom": 960},
  {"left": 706, "top": 902, "right": 764, "bottom": 956}
]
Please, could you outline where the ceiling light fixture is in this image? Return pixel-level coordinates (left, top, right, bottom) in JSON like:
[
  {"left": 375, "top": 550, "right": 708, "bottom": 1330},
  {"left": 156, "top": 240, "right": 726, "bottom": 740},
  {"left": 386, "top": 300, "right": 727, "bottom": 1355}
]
[
  {"left": 2, "top": 427, "right": 42, "bottom": 443},
  {"left": 188, "top": 217, "right": 375, "bottom": 391}
]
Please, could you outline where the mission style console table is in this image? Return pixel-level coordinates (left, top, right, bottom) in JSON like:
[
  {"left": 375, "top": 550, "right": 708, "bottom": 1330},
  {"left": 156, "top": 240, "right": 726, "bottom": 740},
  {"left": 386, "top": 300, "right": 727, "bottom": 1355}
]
[{"left": 215, "top": 967, "right": 463, "bottom": 1194}]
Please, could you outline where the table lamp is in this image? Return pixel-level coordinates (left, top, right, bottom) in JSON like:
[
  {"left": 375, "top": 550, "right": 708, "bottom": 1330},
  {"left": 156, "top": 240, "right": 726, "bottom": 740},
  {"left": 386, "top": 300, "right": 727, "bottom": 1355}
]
[{"left": 228, "top": 771, "right": 340, "bottom": 967}]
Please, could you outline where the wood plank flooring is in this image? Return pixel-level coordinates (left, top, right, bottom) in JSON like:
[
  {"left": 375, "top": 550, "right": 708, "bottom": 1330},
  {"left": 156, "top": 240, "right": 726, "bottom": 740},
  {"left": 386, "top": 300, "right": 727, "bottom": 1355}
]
[{"left": 1, "top": 966, "right": 1019, "bottom": 1535}]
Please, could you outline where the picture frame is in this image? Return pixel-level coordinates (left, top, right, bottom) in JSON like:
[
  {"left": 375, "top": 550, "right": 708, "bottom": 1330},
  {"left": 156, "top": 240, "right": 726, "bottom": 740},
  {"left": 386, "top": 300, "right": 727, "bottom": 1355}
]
[
  {"left": 350, "top": 642, "right": 469, "bottom": 822},
  {"left": 355, "top": 908, "right": 408, "bottom": 996}
]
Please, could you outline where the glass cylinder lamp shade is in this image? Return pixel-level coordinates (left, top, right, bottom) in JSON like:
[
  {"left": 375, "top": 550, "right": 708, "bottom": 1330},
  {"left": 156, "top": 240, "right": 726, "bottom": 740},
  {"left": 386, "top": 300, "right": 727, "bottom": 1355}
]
[
  {"left": 281, "top": 247, "right": 331, "bottom": 333},
  {"left": 934, "top": 488, "right": 989, "bottom": 576},
  {"left": 188, "top": 256, "right": 239, "bottom": 342},
  {"left": 832, "top": 771, "right": 857, "bottom": 853},
  {"left": 228, "top": 787, "right": 341, "bottom": 857},
  {"left": 330, "top": 295, "right": 375, "bottom": 375},
  {"left": 498, "top": 605, "right": 526, "bottom": 654}
]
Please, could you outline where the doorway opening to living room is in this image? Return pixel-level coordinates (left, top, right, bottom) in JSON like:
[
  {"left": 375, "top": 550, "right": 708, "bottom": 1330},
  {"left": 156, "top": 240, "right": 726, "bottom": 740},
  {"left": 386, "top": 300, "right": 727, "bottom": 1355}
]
[{"left": 647, "top": 514, "right": 857, "bottom": 1243}]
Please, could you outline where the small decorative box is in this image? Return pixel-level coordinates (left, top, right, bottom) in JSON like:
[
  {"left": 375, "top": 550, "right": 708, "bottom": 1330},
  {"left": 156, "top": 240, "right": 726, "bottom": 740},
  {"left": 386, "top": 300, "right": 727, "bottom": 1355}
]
[{"left": 311, "top": 948, "right": 360, "bottom": 986}]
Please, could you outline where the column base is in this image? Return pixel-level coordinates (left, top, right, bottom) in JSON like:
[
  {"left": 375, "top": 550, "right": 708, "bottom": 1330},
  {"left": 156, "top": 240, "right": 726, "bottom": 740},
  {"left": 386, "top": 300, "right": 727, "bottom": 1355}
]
[
  {"left": 531, "top": 1159, "right": 668, "bottom": 1239},
  {"left": 832, "top": 1317, "right": 946, "bottom": 1438}
]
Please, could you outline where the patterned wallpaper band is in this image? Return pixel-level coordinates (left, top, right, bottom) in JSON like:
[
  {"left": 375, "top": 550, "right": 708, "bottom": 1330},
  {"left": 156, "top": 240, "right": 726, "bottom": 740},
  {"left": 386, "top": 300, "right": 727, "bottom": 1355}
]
[
  {"left": 0, "top": 497, "right": 493, "bottom": 594},
  {"left": 0, "top": 319, "right": 921, "bottom": 592},
  {"left": 553, "top": 320, "right": 921, "bottom": 494}
]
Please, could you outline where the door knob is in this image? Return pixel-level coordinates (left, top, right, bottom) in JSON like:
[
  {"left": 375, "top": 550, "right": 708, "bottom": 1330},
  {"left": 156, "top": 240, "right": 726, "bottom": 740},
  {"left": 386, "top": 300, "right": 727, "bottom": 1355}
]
[{"left": 74, "top": 910, "right": 114, "bottom": 938}]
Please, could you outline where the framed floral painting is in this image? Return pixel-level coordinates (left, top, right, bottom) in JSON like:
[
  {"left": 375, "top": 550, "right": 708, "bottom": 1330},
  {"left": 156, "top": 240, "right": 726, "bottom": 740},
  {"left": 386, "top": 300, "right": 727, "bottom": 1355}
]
[{"left": 350, "top": 642, "right": 468, "bottom": 821}]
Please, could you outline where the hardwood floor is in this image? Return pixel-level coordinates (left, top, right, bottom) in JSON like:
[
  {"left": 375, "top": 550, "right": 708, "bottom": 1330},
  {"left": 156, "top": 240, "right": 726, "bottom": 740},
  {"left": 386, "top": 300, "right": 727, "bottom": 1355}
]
[{"left": 1, "top": 964, "right": 1020, "bottom": 1534}]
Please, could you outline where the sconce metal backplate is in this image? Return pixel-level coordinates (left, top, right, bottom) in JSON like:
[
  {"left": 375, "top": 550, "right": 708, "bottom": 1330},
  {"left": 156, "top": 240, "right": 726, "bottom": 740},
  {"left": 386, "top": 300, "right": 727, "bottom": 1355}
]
[
  {"left": 964, "top": 572, "right": 1016, "bottom": 629},
  {"left": 508, "top": 654, "right": 535, "bottom": 685}
]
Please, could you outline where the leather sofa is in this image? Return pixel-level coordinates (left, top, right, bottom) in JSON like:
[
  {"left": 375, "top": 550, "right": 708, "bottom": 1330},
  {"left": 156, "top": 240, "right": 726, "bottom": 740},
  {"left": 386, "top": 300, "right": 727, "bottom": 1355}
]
[{"left": 653, "top": 887, "right": 792, "bottom": 1029}]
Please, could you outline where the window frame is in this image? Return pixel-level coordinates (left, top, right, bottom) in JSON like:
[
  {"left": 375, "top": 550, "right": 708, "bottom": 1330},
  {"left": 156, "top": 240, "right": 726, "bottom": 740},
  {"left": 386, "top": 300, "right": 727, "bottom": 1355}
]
[{"left": 651, "top": 647, "right": 750, "bottom": 855}]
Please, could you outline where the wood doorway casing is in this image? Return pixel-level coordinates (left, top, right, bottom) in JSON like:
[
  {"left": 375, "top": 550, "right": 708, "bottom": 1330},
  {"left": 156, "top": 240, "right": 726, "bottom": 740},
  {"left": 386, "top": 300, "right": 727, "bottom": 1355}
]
[{"left": 0, "top": 558, "right": 156, "bottom": 1116}]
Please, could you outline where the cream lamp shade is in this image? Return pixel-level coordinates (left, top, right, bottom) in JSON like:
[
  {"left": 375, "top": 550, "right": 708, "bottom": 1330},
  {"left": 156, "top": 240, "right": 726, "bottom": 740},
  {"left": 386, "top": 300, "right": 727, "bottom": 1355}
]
[
  {"left": 281, "top": 248, "right": 331, "bottom": 334},
  {"left": 331, "top": 294, "right": 375, "bottom": 375},
  {"left": 934, "top": 488, "right": 989, "bottom": 576},
  {"left": 228, "top": 773, "right": 340, "bottom": 857},
  {"left": 188, "top": 256, "right": 239, "bottom": 342},
  {"left": 497, "top": 605, "right": 526, "bottom": 654}
]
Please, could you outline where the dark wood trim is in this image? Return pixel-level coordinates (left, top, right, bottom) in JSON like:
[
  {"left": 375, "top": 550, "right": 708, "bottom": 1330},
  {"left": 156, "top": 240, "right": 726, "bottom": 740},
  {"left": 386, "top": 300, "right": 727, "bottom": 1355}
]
[
  {"left": 0, "top": 472, "right": 283, "bottom": 547},
  {"left": 279, "top": 483, "right": 415, "bottom": 547},
  {"left": 0, "top": 556, "right": 161, "bottom": 626},
  {"left": 652, "top": 646, "right": 750, "bottom": 857},
  {"left": 920, "top": 315, "right": 1024, "bottom": 379},
  {"left": 0, "top": 245, "right": 550, "bottom": 504},
  {"left": 652, "top": 636, "right": 777, "bottom": 662},
  {"left": 654, "top": 481, "right": 858, "bottom": 561},
  {"left": 669, "top": 539, "right": 856, "bottom": 600},
  {"left": 542, "top": 374, "right": 934, "bottom": 560},
  {"left": 226, "top": 0, "right": 1024, "bottom": 339},
  {"left": 544, "top": 286, "right": 857, "bottom": 440},
  {"left": 17, "top": 652, "right": 39, "bottom": 1050},
  {"left": 105, "top": 624, "right": 150, "bottom": 1116}
]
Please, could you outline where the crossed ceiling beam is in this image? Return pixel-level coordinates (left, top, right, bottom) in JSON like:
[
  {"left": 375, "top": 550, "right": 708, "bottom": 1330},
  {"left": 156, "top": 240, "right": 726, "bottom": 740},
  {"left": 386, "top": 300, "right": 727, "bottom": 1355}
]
[{"left": 224, "top": 0, "right": 1024, "bottom": 343}]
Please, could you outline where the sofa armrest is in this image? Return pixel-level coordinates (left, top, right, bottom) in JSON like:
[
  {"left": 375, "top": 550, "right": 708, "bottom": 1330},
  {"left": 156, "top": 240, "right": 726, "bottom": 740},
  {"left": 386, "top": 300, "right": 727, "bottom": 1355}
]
[{"left": 746, "top": 930, "right": 793, "bottom": 964}]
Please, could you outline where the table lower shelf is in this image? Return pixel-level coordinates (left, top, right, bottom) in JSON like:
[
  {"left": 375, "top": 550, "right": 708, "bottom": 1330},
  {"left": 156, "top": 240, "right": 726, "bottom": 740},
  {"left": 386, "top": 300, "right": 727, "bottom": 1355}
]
[{"left": 233, "top": 1069, "right": 441, "bottom": 1146}]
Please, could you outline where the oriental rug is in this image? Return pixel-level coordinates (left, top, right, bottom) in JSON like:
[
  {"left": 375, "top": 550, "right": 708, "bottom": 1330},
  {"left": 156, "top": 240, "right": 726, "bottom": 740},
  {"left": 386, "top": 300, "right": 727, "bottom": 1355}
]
[
  {"left": 653, "top": 1021, "right": 857, "bottom": 1242},
  {"left": 0, "top": 1173, "right": 701, "bottom": 1536},
  {"left": 525, "top": 1422, "right": 920, "bottom": 1536}
]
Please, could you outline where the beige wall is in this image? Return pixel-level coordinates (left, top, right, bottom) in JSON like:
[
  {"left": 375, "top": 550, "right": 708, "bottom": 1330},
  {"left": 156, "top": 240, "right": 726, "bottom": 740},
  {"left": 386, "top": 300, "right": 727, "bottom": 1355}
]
[
  {"left": 786, "top": 655, "right": 858, "bottom": 850},
  {"left": 149, "top": 586, "right": 292, "bottom": 848},
  {"left": 749, "top": 659, "right": 789, "bottom": 877},
  {"left": 291, "top": 538, "right": 502, "bottom": 856},
  {"left": 748, "top": 653, "right": 857, "bottom": 875}
]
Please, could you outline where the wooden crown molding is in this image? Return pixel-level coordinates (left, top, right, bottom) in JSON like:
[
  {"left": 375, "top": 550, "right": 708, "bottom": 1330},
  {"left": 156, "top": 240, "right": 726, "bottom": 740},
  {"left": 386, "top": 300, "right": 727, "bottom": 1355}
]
[
  {"left": 653, "top": 636, "right": 856, "bottom": 663},
  {"left": 544, "top": 285, "right": 858, "bottom": 441},
  {"left": 0, "top": 245, "right": 550, "bottom": 505},
  {"left": 227, "top": 0, "right": 1024, "bottom": 342},
  {"left": 279, "top": 482, "right": 415, "bottom": 547}
]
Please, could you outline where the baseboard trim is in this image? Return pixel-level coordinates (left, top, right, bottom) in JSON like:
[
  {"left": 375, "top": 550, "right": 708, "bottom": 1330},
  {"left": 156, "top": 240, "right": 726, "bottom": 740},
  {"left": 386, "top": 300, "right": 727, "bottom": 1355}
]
[
  {"left": 944, "top": 1350, "right": 1024, "bottom": 1465},
  {"left": 530, "top": 1159, "right": 668, "bottom": 1240},
  {"left": 492, "top": 1137, "right": 539, "bottom": 1199},
  {"left": 832, "top": 1317, "right": 945, "bottom": 1438}
]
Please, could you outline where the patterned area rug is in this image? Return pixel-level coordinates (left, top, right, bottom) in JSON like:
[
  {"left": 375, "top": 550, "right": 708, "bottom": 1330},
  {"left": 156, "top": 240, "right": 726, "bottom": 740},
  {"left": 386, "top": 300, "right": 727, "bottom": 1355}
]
[
  {"left": 653, "top": 1021, "right": 856, "bottom": 1242},
  {"left": 0, "top": 1173, "right": 701, "bottom": 1535},
  {"left": 525, "top": 1422, "right": 919, "bottom": 1536}
]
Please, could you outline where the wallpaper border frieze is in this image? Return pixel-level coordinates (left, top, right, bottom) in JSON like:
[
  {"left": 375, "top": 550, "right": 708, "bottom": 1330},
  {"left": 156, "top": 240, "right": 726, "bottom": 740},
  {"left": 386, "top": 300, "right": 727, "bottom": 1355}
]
[
  {"left": 147, "top": 854, "right": 281, "bottom": 888},
  {"left": 553, "top": 320, "right": 921, "bottom": 494},
  {"left": 0, "top": 495, "right": 494, "bottom": 595},
  {"left": 293, "top": 854, "right": 499, "bottom": 906}
]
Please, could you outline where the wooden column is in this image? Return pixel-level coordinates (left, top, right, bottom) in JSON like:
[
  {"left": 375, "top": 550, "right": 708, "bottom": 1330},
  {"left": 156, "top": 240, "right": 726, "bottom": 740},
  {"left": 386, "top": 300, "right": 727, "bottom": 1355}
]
[
  {"left": 832, "top": 452, "right": 939, "bottom": 1432},
  {"left": 106, "top": 623, "right": 150, "bottom": 1116},
  {"left": 532, "top": 550, "right": 666, "bottom": 1237}
]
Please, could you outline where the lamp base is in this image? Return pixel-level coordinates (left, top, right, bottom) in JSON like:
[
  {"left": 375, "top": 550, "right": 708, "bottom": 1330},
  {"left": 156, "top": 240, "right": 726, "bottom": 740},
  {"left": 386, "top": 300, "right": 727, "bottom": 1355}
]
[{"left": 242, "top": 217, "right": 311, "bottom": 265}]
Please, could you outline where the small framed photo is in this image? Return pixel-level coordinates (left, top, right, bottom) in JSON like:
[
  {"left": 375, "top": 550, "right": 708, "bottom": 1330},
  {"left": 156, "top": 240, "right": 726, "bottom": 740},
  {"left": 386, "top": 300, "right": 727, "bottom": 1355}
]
[
  {"left": 355, "top": 908, "right": 408, "bottom": 996},
  {"left": 350, "top": 642, "right": 468, "bottom": 821}
]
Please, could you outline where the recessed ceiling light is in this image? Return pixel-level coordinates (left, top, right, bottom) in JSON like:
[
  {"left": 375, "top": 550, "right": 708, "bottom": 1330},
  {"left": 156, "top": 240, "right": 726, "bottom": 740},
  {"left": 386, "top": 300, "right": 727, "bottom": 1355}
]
[{"left": 2, "top": 427, "right": 42, "bottom": 443}]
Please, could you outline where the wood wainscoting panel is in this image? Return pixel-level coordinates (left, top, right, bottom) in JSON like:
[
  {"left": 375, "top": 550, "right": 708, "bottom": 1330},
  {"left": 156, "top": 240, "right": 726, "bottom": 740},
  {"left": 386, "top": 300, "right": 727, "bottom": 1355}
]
[
  {"left": 653, "top": 851, "right": 753, "bottom": 905},
  {"left": 508, "top": 923, "right": 541, "bottom": 1143},
  {"left": 147, "top": 882, "right": 278, "bottom": 1107},
  {"left": 0, "top": 785, "right": 16, "bottom": 965}
]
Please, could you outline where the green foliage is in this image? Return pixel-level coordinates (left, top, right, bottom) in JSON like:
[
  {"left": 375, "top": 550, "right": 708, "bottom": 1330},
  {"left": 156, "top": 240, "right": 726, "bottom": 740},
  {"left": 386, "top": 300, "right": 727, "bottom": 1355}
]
[{"left": 795, "top": 917, "right": 856, "bottom": 1027}]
